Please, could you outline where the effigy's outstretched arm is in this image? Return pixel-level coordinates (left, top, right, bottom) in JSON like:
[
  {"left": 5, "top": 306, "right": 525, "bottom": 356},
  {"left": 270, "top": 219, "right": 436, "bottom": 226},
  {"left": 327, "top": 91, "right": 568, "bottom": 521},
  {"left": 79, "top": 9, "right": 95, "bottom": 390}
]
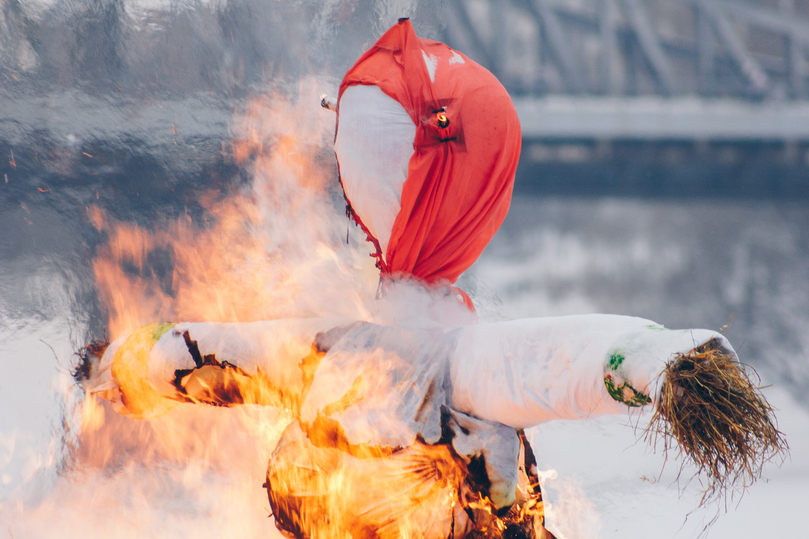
[
  {"left": 79, "top": 318, "right": 352, "bottom": 419},
  {"left": 450, "top": 314, "right": 734, "bottom": 428},
  {"left": 449, "top": 314, "right": 784, "bottom": 503},
  {"left": 83, "top": 313, "right": 736, "bottom": 427}
]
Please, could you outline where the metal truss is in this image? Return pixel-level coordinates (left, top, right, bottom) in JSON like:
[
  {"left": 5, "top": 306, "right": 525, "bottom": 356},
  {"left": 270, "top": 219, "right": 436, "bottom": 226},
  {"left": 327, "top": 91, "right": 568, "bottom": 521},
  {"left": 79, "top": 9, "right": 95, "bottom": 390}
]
[{"left": 444, "top": 0, "right": 809, "bottom": 101}]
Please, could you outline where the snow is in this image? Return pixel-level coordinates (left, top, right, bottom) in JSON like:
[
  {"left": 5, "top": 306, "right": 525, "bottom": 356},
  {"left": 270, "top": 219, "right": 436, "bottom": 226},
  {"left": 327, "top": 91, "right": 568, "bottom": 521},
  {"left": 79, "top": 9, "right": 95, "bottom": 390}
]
[{"left": 526, "top": 383, "right": 809, "bottom": 539}]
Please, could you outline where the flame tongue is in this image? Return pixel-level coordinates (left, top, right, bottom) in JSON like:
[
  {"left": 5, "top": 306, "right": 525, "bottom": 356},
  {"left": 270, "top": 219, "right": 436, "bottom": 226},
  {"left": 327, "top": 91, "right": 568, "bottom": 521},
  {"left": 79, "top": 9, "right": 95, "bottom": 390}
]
[
  {"left": 267, "top": 421, "right": 554, "bottom": 539},
  {"left": 111, "top": 323, "right": 179, "bottom": 419},
  {"left": 268, "top": 421, "right": 465, "bottom": 539}
]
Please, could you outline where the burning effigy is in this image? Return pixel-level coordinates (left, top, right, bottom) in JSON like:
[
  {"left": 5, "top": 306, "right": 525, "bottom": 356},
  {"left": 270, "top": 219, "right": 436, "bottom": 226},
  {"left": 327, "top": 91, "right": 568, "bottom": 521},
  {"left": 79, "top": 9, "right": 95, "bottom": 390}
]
[{"left": 77, "top": 19, "right": 785, "bottom": 539}]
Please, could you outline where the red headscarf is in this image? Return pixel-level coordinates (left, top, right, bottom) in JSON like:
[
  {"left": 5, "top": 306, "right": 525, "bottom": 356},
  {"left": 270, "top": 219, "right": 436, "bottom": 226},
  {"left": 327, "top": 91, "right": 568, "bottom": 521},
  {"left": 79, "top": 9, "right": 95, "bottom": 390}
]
[{"left": 336, "top": 19, "right": 521, "bottom": 310}]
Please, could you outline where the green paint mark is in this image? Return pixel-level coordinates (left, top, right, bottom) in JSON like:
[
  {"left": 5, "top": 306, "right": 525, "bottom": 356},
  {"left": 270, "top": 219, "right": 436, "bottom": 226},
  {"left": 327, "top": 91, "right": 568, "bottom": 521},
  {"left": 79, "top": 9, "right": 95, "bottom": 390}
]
[
  {"left": 608, "top": 352, "right": 625, "bottom": 371},
  {"left": 149, "top": 322, "right": 175, "bottom": 343},
  {"left": 604, "top": 374, "right": 651, "bottom": 407}
]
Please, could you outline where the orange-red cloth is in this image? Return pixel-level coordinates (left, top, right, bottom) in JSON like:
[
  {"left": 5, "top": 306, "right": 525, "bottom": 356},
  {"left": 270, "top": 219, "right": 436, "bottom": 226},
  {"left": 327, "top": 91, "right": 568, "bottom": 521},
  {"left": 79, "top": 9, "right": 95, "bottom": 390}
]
[{"left": 337, "top": 19, "right": 521, "bottom": 295}]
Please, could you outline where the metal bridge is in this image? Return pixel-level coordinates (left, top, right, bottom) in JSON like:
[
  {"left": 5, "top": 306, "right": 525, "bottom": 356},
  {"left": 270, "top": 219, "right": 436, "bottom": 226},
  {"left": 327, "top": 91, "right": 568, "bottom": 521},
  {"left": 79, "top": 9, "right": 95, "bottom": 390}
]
[
  {"left": 441, "top": 0, "right": 809, "bottom": 142},
  {"left": 2, "top": 0, "right": 808, "bottom": 197}
]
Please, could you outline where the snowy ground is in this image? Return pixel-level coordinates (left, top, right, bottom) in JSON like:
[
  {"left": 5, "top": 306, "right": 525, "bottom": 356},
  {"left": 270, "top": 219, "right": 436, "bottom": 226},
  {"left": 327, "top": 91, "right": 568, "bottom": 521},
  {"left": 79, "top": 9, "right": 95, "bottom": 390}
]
[{"left": 523, "top": 384, "right": 809, "bottom": 539}]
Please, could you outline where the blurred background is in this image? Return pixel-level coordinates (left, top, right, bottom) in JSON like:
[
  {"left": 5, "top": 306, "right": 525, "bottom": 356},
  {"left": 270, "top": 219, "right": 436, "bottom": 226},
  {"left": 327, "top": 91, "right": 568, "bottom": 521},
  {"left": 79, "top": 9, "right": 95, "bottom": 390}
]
[{"left": 1, "top": 0, "right": 808, "bottom": 537}]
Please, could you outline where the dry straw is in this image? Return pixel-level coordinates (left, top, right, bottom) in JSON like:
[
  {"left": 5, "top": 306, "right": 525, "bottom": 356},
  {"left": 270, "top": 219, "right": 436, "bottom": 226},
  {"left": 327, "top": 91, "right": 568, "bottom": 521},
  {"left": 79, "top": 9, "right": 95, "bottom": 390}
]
[{"left": 646, "top": 339, "right": 788, "bottom": 504}]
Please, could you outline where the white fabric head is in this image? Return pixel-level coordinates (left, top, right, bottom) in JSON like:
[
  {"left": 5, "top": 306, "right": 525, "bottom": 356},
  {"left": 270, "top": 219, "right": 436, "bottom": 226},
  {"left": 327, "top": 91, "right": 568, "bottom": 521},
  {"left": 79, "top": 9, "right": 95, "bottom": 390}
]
[{"left": 335, "top": 85, "right": 416, "bottom": 257}]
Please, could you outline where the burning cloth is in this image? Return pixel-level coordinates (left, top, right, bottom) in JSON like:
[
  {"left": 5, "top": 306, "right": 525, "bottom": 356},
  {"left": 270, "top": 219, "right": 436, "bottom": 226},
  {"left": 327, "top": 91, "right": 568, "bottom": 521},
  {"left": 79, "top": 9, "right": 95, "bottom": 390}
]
[{"left": 80, "top": 314, "right": 741, "bottom": 539}]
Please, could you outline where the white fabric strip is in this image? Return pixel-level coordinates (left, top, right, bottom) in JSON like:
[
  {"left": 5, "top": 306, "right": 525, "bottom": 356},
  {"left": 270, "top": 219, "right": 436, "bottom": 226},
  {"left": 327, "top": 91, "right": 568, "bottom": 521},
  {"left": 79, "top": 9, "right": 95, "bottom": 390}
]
[
  {"left": 334, "top": 85, "right": 415, "bottom": 257},
  {"left": 450, "top": 314, "right": 733, "bottom": 429}
]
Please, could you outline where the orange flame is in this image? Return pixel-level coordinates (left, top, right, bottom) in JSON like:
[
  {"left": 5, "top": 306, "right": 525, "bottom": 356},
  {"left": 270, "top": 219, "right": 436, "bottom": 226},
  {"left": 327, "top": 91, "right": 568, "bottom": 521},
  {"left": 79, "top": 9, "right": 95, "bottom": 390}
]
[
  {"left": 90, "top": 83, "right": 376, "bottom": 341},
  {"left": 3, "top": 83, "right": 380, "bottom": 538}
]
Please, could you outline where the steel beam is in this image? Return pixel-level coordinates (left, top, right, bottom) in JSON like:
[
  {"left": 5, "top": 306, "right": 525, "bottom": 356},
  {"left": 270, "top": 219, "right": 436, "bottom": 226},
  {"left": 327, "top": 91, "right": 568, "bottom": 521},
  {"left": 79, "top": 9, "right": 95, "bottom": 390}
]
[
  {"left": 788, "top": 34, "right": 805, "bottom": 98},
  {"left": 514, "top": 96, "right": 809, "bottom": 140},
  {"left": 698, "top": 0, "right": 809, "bottom": 40},
  {"left": 696, "top": 2, "right": 716, "bottom": 95},
  {"left": 705, "top": 4, "right": 770, "bottom": 96},
  {"left": 618, "top": 0, "right": 678, "bottom": 95},
  {"left": 445, "top": 0, "right": 496, "bottom": 69},
  {"left": 600, "top": 0, "right": 620, "bottom": 95},
  {"left": 526, "top": 0, "right": 589, "bottom": 93},
  {"left": 491, "top": 0, "right": 511, "bottom": 80}
]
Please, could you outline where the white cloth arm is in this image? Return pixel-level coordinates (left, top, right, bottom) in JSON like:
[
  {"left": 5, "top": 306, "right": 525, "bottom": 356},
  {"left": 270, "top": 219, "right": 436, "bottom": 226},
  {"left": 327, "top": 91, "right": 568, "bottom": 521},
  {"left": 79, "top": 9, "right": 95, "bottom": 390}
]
[
  {"left": 86, "top": 318, "right": 348, "bottom": 418},
  {"left": 86, "top": 314, "right": 736, "bottom": 430},
  {"left": 449, "top": 314, "right": 735, "bottom": 429}
]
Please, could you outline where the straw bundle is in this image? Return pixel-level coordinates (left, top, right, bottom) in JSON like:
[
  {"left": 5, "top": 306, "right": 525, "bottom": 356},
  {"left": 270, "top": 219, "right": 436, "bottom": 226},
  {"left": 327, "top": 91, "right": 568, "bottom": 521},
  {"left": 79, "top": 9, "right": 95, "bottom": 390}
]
[{"left": 646, "top": 339, "right": 788, "bottom": 503}]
